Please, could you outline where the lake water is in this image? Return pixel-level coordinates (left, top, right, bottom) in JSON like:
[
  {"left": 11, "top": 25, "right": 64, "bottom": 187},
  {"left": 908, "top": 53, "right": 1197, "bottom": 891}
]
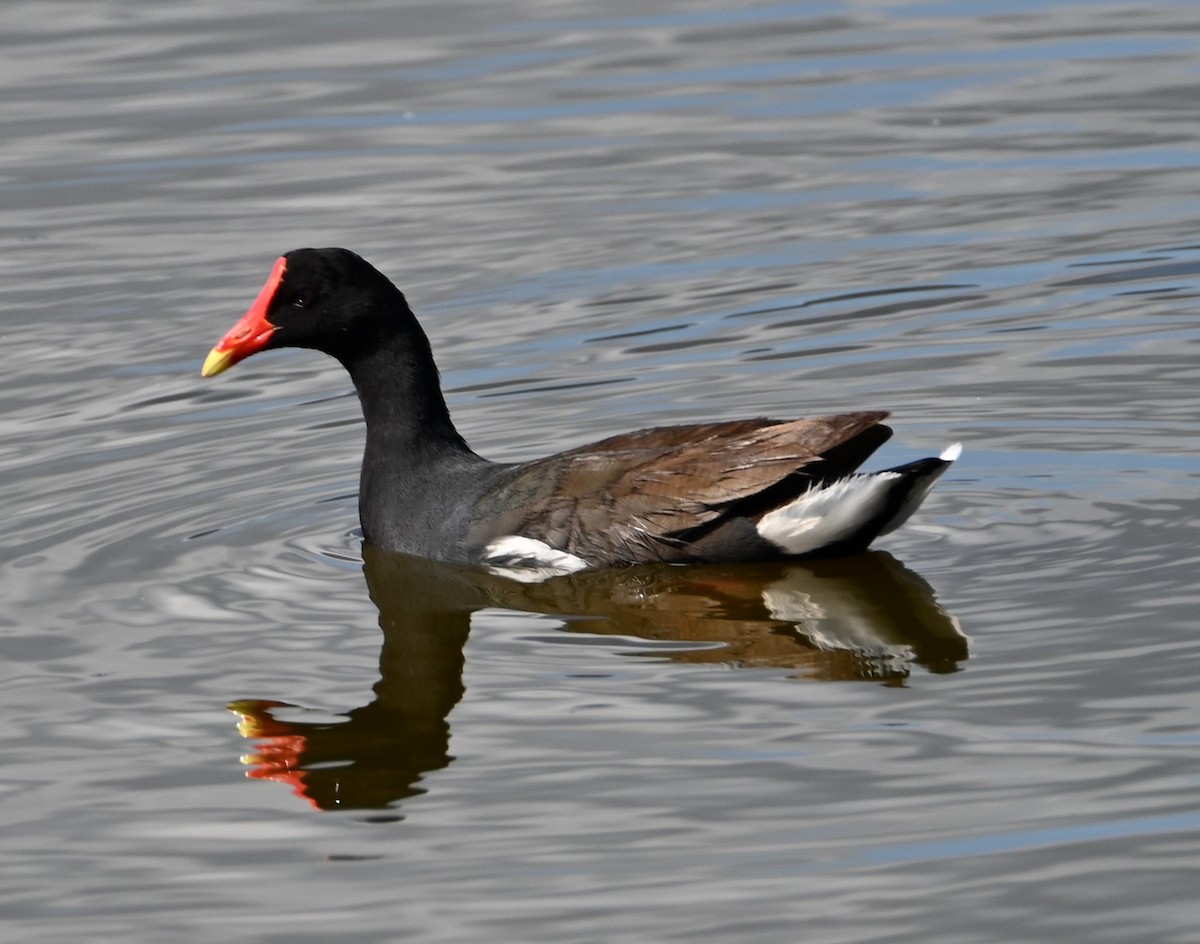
[{"left": 3, "top": 1, "right": 1199, "bottom": 941}]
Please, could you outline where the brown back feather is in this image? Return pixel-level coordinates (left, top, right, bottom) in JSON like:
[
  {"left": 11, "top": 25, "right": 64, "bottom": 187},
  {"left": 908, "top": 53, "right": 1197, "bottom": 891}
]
[{"left": 475, "top": 412, "right": 890, "bottom": 563}]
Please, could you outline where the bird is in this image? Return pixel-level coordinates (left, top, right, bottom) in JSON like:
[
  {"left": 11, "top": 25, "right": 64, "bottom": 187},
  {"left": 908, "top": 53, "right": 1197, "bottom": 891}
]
[{"left": 202, "top": 248, "right": 960, "bottom": 574}]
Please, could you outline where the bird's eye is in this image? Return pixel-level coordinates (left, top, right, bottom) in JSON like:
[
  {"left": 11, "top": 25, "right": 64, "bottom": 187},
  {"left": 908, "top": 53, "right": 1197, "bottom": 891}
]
[{"left": 291, "top": 290, "right": 312, "bottom": 309}]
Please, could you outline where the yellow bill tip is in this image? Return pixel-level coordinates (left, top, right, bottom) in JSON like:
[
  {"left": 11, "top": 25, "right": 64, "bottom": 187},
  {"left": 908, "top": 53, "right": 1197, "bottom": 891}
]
[{"left": 201, "top": 347, "right": 235, "bottom": 378}]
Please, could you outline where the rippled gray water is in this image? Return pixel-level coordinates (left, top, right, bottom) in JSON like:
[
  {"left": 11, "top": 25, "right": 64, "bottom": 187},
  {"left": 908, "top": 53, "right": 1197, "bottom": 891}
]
[{"left": 3, "top": 2, "right": 1199, "bottom": 942}]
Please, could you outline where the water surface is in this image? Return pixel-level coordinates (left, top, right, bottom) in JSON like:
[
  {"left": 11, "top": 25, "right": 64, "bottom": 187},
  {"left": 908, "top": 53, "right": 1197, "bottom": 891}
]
[{"left": 2, "top": 1, "right": 1199, "bottom": 942}]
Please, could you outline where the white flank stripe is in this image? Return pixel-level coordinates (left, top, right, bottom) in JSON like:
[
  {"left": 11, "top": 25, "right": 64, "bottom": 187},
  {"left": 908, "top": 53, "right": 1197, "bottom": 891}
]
[
  {"left": 756, "top": 473, "right": 901, "bottom": 555},
  {"left": 482, "top": 535, "right": 589, "bottom": 581}
]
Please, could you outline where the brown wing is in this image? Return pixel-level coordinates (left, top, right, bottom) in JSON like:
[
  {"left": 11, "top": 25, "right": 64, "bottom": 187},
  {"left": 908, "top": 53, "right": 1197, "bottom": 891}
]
[{"left": 473, "top": 411, "right": 891, "bottom": 564}]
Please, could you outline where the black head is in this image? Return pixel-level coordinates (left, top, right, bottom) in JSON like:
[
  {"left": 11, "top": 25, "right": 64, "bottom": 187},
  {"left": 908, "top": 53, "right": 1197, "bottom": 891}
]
[{"left": 202, "top": 247, "right": 416, "bottom": 376}]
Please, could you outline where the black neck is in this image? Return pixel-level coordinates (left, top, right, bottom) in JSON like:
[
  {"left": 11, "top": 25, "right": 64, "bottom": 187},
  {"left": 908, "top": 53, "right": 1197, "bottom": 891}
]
[{"left": 340, "top": 313, "right": 478, "bottom": 464}]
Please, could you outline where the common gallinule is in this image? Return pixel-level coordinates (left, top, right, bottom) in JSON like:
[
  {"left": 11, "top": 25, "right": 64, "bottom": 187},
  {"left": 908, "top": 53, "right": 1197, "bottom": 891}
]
[{"left": 202, "top": 248, "right": 960, "bottom": 572}]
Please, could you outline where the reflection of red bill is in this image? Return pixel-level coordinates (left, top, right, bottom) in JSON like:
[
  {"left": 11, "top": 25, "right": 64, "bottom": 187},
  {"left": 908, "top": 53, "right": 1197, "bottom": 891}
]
[{"left": 229, "top": 699, "right": 322, "bottom": 811}]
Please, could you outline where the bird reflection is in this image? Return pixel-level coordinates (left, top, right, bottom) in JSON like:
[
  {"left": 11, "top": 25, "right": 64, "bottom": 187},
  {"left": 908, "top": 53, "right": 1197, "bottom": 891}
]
[{"left": 230, "top": 548, "right": 967, "bottom": 811}]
